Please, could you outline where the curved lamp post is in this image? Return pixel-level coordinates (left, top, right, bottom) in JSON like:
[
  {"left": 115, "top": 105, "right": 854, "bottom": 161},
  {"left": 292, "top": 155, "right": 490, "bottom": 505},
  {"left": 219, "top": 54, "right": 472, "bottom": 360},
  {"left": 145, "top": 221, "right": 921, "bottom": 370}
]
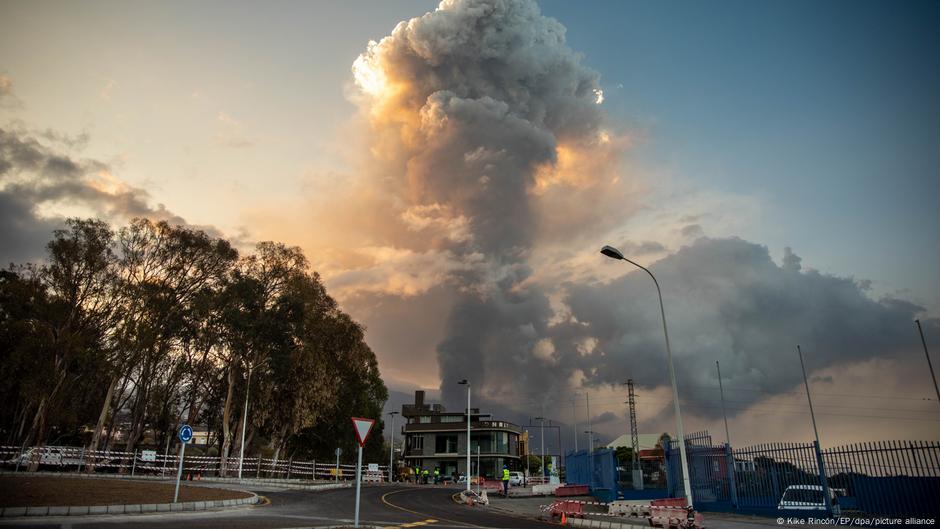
[{"left": 600, "top": 245, "right": 693, "bottom": 507}]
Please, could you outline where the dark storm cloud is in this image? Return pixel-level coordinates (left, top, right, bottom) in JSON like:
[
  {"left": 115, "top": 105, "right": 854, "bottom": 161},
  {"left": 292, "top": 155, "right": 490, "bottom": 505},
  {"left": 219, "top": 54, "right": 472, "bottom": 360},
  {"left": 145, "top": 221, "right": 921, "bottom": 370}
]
[
  {"left": 0, "top": 191, "right": 63, "bottom": 265},
  {"left": 554, "top": 237, "right": 931, "bottom": 417},
  {"left": 0, "top": 126, "right": 195, "bottom": 266}
]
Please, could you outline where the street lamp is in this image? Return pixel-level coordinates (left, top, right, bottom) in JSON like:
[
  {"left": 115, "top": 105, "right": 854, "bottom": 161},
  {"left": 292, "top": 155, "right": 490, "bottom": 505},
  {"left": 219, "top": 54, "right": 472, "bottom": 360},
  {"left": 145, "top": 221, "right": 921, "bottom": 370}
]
[
  {"left": 238, "top": 357, "right": 267, "bottom": 480},
  {"left": 458, "top": 379, "right": 471, "bottom": 492},
  {"left": 388, "top": 411, "right": 398, "bottom": 483},
  {"left": 600, "top": 245, "right": 693, "bottom": 507},
  {"left": 584, "top": 430, "right": 595, "bottom": 489},
  {"left": 534, "top": 416, "right": 546, "bottom": 477}
]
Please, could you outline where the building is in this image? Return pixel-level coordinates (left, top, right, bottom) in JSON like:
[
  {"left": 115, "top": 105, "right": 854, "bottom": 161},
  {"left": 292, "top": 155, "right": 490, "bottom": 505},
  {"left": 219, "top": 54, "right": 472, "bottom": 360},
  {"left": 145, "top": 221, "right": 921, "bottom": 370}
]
[
  {"left": 605, "top": 433, "right": 669, "bottom": 452},
  {"left": 401, "top": 390, "right": 523, "bottom": 479}
]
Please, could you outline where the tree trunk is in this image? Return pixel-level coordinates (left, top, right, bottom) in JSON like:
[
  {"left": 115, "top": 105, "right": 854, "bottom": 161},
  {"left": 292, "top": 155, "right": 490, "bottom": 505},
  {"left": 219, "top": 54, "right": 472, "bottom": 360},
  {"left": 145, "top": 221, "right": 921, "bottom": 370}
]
[
  {"left": 104, "top": 375, "right": 131, "bottom": 450},
  {"left": 219, "top": 362, "right": 236, "bottom": 477},
  {"left": 87, "top": 375, "right": 118, "bottom": 470}
]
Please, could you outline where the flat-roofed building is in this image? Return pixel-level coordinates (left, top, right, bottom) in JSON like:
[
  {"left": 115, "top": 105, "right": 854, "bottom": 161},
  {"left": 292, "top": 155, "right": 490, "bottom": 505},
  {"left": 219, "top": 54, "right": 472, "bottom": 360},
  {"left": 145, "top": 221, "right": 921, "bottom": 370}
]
[{"left": 401, "top": 390, "right": 523, "bottom": 479}]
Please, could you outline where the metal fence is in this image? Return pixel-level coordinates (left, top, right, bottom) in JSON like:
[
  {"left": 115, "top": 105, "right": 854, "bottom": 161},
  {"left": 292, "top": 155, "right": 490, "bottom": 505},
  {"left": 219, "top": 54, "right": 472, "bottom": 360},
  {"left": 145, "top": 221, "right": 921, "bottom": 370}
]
[
  {"left": 664, "top": 435, "right": 940, "bottom": 519},
  {"left": 0, "top": 445, "right": 389, "bottom": 482}
]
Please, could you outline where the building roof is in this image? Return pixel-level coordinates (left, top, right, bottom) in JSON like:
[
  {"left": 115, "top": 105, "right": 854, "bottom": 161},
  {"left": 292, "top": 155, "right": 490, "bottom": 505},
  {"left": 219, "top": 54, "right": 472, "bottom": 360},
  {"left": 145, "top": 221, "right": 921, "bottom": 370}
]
[{"left": 605, "top": 433, "right": 669, "bottom": 451}]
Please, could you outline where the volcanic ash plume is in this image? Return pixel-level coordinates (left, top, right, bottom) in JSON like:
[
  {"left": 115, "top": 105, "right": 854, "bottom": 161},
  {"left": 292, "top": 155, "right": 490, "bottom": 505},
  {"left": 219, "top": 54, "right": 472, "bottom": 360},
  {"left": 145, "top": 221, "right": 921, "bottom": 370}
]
[{"left": 352, "top": 0, "right": 630, "bottom": 407}]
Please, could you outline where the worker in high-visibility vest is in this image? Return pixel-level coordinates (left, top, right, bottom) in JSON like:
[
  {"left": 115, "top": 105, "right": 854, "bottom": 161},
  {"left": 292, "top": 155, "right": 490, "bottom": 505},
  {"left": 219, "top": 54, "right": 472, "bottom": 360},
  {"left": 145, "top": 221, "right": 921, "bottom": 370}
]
[
  {"left": 433, "top": 467, "right": 440, "bottom": 484},
  {"left": 501, "top": 465, "right": 510, "bottom": 496},
  {"left": 422, "top": 468, "right": 429, "bottom": 484}
]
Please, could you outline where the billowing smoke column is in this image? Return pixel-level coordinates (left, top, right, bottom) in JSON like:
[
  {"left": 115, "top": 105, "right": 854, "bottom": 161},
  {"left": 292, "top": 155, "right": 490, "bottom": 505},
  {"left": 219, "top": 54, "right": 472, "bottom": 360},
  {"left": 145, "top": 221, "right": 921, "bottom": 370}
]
[
  {"left": 353, "top": 0, "right": 616, "bottom": 408},
  {"left": 352, "top": 0, "right": 936, "bottom": 429}
]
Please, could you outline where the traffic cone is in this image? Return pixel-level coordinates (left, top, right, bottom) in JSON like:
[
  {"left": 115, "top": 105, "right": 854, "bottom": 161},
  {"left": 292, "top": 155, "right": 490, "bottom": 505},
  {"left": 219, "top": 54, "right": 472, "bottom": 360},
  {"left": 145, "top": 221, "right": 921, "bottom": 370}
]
[{"left": 560, "top": 512, "right": 567, "bottom": 524}]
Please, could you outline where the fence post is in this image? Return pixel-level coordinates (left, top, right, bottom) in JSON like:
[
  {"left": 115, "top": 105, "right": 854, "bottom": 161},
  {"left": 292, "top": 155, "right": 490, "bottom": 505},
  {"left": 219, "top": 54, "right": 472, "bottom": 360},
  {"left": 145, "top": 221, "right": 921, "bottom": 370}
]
[
  {"left": 14, "top": 445, "right": 24, "bottom": 473},
  {"left": 256, "top": 456, "right": 261, "bottom": 479},
  {"left": 131, "top": 449, "right": 138, "bottom": 476},
  {"left": 78, "top": 446, "right": 85, "bottom": 474},
  {"left": 725, "top": 443, "right": 738, "bottom": 509},
  {"left": 812, "top": 440, "right": 834, "bottom": 516},
  {"left": 287, "top": 458, "right": 292, "bottom": 480}
]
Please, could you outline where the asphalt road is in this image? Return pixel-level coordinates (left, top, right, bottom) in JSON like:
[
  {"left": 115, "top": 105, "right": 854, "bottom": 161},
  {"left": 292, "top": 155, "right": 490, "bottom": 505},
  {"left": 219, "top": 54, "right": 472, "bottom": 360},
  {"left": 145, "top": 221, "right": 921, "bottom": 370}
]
[{"left": 0, "top": 483, "right": 558, "bottom": 529}]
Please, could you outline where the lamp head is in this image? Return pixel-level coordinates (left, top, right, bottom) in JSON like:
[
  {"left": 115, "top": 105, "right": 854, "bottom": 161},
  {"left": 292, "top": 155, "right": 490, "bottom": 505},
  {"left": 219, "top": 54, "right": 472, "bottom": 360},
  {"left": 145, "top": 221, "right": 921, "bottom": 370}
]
[
  {"left": 458, "top": 379, "right": 468, "bottom": 385},
  {"left": 600, "top": 245, "right": 624, "bottom": 260}
]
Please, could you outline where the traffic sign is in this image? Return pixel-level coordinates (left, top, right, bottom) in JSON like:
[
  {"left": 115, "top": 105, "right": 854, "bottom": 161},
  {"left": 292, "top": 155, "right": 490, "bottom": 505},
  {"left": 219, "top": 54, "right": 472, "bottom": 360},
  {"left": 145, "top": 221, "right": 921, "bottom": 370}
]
[
  {"left": 178, "top": 424, "right": 193, "bottom": 443},
  {"left": 141, "top": 450, "right": 156, "bottom": 462},
  {"left": 350, "top": 417, "right": 375, "bottom": 447},
  {"left": 368, "top": 463, "right": 379, "bottom": 472},
  {"left": 350, "top": 416, "right": 376, "bottom": 528}
]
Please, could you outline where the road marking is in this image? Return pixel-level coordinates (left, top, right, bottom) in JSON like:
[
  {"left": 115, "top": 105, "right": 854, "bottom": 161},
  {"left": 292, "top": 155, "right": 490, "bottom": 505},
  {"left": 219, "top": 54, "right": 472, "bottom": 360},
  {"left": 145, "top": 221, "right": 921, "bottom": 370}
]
[{"left": 381, "top": 488, "right": 483, "bottom": 528}]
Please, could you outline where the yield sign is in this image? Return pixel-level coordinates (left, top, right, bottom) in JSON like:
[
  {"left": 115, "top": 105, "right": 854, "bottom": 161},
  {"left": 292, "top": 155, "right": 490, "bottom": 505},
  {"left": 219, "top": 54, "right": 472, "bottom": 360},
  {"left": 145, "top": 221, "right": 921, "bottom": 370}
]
[{"left": 351, "top": 417, "right": 375, "bottom": 447}]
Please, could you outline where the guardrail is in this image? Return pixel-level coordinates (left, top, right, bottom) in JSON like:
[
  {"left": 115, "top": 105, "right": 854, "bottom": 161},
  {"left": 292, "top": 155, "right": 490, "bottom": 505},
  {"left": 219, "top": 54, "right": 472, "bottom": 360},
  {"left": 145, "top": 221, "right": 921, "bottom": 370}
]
[{"left": 0, "top": 445, "right": 388, "bottom": 481}]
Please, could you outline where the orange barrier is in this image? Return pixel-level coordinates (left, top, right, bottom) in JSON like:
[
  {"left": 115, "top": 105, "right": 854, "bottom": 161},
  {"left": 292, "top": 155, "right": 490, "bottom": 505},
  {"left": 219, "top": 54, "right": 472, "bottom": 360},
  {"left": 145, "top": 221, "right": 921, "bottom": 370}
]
[
  {"left": 555, "top": 484, "right": 589, "bottom": 496},
  {"left": 549, "top": 500, "right": 584, "bottom": 518},
  {"left": 651, "top": 497, "right": 687, "bottom": 507}
]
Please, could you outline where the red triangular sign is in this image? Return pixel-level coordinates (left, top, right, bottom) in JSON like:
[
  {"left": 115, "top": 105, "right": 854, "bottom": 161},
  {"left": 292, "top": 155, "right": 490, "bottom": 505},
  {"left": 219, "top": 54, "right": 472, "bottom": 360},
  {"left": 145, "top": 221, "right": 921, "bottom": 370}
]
[{"left": 351, "top": 417, "right": 375, "bottom": 447}]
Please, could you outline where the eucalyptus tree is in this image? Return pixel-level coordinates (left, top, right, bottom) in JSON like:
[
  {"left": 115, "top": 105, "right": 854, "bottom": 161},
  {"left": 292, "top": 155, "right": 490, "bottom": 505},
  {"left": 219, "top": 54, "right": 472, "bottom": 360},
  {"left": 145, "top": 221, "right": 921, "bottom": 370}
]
[
  {"left": 91, "top": 219, "right": 236, "bottom": 457},
  {"left": 18, "top": 219, "right": 118, "bottom": 453},
  {"left": 217, "top": 241, "right": 307, "bottom": 475}
]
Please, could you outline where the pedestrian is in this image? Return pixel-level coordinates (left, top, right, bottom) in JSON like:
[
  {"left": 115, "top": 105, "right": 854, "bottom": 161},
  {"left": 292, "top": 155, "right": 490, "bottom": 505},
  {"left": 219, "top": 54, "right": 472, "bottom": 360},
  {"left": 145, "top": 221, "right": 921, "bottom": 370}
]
[
  {"left": 422, "top": 468, "right": 429, "bottom": 484},
  {"left": 433, "top": 467, "right": 440, "bottom": 485},
  {"left": 501, "top": 464, "right": 510, "bottom": 496}
]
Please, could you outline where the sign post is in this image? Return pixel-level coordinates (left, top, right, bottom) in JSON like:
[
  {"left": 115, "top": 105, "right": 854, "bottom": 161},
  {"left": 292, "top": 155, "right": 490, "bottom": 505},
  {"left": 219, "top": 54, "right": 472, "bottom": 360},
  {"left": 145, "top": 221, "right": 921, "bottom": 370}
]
[
  {"left": 350, "top": 417, "right": 375, "bottom": 528},
  {"left": 335, "top": 447, "right": 342, "bottom": 481},
  {"left": 173, "top": 424, "right": 193, "bottom": 503}
]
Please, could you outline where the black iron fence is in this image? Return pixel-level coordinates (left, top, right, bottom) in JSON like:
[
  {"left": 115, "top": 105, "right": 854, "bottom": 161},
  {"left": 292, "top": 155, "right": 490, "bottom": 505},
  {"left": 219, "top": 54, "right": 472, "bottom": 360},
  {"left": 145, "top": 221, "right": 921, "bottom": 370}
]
[{"left": 664, "top": 435, "right": 940, "bottom": 519}]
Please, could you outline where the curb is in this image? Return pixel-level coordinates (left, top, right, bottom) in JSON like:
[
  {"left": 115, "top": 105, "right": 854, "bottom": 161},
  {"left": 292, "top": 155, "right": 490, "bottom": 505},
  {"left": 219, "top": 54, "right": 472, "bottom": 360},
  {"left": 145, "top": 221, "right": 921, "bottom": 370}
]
[{"left": 0, "top": 491, "right": 260, "bottom": 518}]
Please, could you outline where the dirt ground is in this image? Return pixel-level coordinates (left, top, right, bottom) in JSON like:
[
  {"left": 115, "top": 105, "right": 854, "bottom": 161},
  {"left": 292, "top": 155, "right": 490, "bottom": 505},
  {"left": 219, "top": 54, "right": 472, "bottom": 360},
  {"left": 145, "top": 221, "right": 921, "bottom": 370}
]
[{"left": 0, "top": 476, "right": 253, "bottom": 507}]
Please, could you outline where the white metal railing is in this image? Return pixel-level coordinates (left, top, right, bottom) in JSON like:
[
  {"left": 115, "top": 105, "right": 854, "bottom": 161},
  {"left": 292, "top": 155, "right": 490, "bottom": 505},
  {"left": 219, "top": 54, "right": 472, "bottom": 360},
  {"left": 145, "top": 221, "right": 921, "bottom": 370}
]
[{"left": 0, "top": 445, "right": 388, "bottom": 481}]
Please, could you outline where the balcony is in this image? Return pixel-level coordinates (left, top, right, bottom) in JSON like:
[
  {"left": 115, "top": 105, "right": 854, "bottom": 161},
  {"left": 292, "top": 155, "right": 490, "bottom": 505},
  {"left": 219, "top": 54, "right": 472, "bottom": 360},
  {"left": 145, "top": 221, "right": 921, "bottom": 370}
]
[{"left": 402, "top": 420, "right": 520, "bottom": 434}]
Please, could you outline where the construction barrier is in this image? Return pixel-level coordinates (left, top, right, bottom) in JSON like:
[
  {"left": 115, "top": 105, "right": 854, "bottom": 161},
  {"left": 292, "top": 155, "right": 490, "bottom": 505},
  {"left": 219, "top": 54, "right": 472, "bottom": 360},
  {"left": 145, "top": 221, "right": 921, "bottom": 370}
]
[
  {"left": 608, "top": 500, "right": 651, "bottom": 517},
  {"left": 649, "top": 505, "right": 705, "bottom": 529},
  {"left": 651, "top": 497, "right": 687, "bottom": 507},
  {"left": 544, "top": 498, "right": 706, "bottom": 528},
  {"left": 549, "top": 500, "right": 584, "bottom": 518},
  {"left": 555, "top": 484, "right": 589, "bottom": 496}
]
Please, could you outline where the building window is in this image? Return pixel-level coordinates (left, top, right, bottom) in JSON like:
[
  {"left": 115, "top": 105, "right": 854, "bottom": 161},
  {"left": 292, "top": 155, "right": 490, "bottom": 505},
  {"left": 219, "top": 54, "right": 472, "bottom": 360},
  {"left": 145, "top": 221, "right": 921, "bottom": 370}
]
[
  {"left": 440, "top": 415, "right": 463, "bottom": 423},
  {"left": 409, "top": 435, "right": 424, "bottom": 451},
  {"left": 418, "top": 416, "right": 431, "bottom": 423},
  {"left": 435, "top": 434, "right": 458, "bottom": 454}
]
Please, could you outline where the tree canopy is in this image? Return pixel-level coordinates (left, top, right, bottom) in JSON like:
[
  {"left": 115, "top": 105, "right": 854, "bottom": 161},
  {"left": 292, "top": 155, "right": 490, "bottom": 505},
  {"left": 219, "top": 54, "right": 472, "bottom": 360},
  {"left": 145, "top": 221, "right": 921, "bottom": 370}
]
[{"left": 0, "top": 218, "right": 388, "bottom": 466}]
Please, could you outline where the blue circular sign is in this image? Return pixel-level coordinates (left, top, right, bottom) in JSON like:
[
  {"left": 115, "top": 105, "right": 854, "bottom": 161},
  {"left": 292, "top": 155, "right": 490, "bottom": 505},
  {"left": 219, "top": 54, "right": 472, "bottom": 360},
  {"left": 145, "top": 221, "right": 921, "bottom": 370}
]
[{"left": 178, "top": 424, "right": 193, "bottom": 443}]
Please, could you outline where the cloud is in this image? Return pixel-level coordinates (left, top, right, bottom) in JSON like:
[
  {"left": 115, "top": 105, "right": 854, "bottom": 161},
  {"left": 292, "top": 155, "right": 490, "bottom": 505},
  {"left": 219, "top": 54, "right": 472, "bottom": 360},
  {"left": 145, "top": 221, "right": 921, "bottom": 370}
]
[
  {"left": 270, "top": 0, "right": 940, "bottom": 445},
  {"left": 555, "top": 237, "right": 932, "bottom": 416},
  {"left": 0, "top": 125, "right": 198, "bottom": 265},
  {"left": 346, "top": 0, "right": 641, "bottom": 409}
]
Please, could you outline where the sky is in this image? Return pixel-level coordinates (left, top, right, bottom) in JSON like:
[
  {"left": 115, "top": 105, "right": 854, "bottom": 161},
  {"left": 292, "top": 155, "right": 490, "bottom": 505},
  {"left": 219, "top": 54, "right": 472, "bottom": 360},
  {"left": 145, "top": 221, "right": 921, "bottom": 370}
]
[{"left": 2, "top": 0, "right": 939, "bottom": 450}]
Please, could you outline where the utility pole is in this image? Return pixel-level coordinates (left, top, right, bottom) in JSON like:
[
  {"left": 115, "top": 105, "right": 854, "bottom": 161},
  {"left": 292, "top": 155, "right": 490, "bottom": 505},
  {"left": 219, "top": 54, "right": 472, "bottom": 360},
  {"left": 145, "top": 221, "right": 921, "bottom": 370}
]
[
  {"left": 571, "top": 395, "right": 579, "bottom": 452},
  {"left": 625, "top": 379, "right": 643, "bottom": 490},
  {"left": 586, "top": 392, "right": 593, "bottom": 489},
  {"left": 915, "top": 320, "right": 940, "bottom": 406},
  {"left": 716, "top": 361, "right": 731, "bottom": 446},
  {"left": 388, "top": 411, "right": 398, "bottom": 483}
]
